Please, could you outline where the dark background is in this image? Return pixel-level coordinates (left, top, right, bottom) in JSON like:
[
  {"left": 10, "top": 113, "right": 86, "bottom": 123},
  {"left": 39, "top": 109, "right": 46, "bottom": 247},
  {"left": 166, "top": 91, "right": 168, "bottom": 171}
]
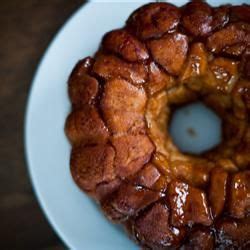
[{"left": 0, "top": 1, "right": 85, "bottom": 249}]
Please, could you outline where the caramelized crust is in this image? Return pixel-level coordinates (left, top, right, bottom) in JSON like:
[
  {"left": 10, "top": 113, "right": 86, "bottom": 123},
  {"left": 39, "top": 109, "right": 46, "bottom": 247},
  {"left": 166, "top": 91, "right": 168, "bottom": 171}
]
[
  {"left": 148, "top": 32, "right": 188, "bottom": 75},
  {"left": 95, "top": 178, "right": 121, "bottom": 202},
  {"left": 207, "top": 23, "right": 250, "bottom": 53},
  {"left": 102, "top": 29, "right": 149, "bottom": 62},
  {"left": 101, "top": 79, "right": 146, "bottom": 135},
  {"left": 209, "top": 167, "right": 228, "bottom": 218},
  {"left": 232, "top": 79, "right": 250, "bottom": 119},
  {"left": 234, "top": 128, "right": 250, "bottom": 168},
  {"left": 182, "top": 1, "right": 213, "bottom": 37},
  {"left": 223, "top": 43, "right": 247, "bottom": 57},
  {"left": 211, "top": 6, "right": 229, "bottom": 31},
  {"left": 180, "top": 43, "right": 208, "bottom": 85},
  {"left": 170, "top": 160, "right": 211, "bottom": 187},
  {"left": 69, "top": 57, "right": 94, "bottom": 77},
  {"left": 167, "top": 85, "right": 197, "bottom": 104},
  {"left": 168, "top": 181, "right": 212, "bottom": 227},
  {"left": 146, "top": 91, "right": 171, "bottom": 157},
  {"left": 216, "top": 217, "right": 250, "bottom": 248},
  {"left": 69, "top": 73, "right": 99, "bottom": 107},
  {"left": 229, "top": 171, "right": 250, "bottom": 218},
  {"left": 111, "top": 134, "right": 154, "bottom": 178},
  {"left": 93, "top": 54, "right": 147, "bottom": 84},
  {"left": 132, "top": 163, "right": 161, "bottom": 189},
  {"left": 127, "top": 3, "right": 180, "bottom": 40},
  {"left": 209, "top": 57, "right": 239, "bottom": 93},
  {"left": 231, "top": 5, "right": 250, "bottom": 22},
  {"left": 134, "top": 203, "right": 185, "bottom": 249},
  {"left": 70, "top": 144, "right": 115, "bottom": 191},
  {"left": 182, "top": 229, "right": 214, "bottom": 250},
  {"left": 108, "top": 183, "right": 161, "bottom": 217},
  {"left": 147, "top": 61, "right": 176, "bottom": 95},
  {"left": 241, "top": 46, "right": 250, "bottom": 79},
  {"left": 65, "top": 107, "right": 109, "bottom": 146},
  {"left": 65, "top": 2, "right": 250, "bottom": 249}
]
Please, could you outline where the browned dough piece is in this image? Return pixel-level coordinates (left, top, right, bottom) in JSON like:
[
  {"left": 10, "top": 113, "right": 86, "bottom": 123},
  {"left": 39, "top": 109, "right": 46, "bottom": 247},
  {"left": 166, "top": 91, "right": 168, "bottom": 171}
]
[
  {"left": 109, "top": 183, "right": 161, "bottom": 217},
  {"left": 102, "top": 29, "right": 149, "bottom": 62},
  {"left": 182, "top": 1, "right": 213, "bottom": 37},
  {"left": 132, "top": 163, "right": 161, "bottom": 189},
  {"left": 148, "top": 33, "right": 188, "bottom": 75},
  {"left": 65, "top": 107, "right": 109, "bottom": 145},
  {"left": 170, "top": 161, "right": 211, "bottom": 188},
  {"left": 167, "top": 85, "right": 198, "bottom": 105},
  {"left": 223, "top": 113, "right": 247, "bottom": 148},
  {"left": 93, "top": 54, "right": 147, "bottom": 84},
  {"left": 101, "top": 200, "right": 126, "bottom": 222},
  {"left": 234, "top": 128, "right": 250, "bottom": 168},
  {"left": 181, "top": 229, "right": 214, "bottom": 250},
  {"left": 95, "top": 178, "right": 121, "bottom": 202},
  {"left": 230, "top": 5, "right": 250, "bottom": 22},
  {"left": 204, "top": 93, "right": 232, "bottom": 117},
  {"left": 209, "top": 167, "right": 228, "bottom": 218},
  {"left": 241, "top": 46, "right": 250, "bottom": 79},
  {"left": 68, "top": 73, "right": 99, "bottom": 107},
  {"left": 146, "top": 61, "right": 176, "bottom": 95},
  {"left": 232, "top": 79, "right": 250, "bottom": 119},
  {"left": 211, "top": 6, "right": 229, "bottom": 31},
  {"left": 112, "top": 134, "right": 154, "bottom": 178},
  {"left": 69, "top": 57, "right": 94, "bottom": 77},
  {"left": 207, "top": 22, "right": 250, "bottom": 53},
  {"left": 209, "top": 57, "right": 239, "bottom": 93},
  {"left": 127, "top": 2, "right": 180, "bottom": 40},
  {"left": 70, "top": 144, "right": 115, "bottom": 191},
  {"left": 180, "top": 43, "right": 208, "bottom": 84},
  {"left": 216, "top": 217, "right": 250, "bottom": 249},
  {"left": 229, "top": 171, "right": 250, "bottom": 218},
  {"left": 101, "top": 79, "right": 146, "bottom": 135},
  {"left": 146, "top": 91, "right": 171, "bottom": 157},
  {"left": 168, "top": 181, "right": 212, "bottom": 227},
  {"left": 68, "top": 57, "right": 98, "bottom": 107},
  {"left": 134, "top": 203, "right": 186, "bottom": 249},
  {"left": 223, "top": 43, "right": 247, "bottom": 57}
]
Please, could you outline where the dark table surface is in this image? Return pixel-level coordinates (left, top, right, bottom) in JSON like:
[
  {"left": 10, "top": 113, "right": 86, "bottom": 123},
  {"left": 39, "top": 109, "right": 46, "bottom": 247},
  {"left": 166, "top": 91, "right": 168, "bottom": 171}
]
[{"left": 0, "top": 1, "right": 85, "bottom": 249}]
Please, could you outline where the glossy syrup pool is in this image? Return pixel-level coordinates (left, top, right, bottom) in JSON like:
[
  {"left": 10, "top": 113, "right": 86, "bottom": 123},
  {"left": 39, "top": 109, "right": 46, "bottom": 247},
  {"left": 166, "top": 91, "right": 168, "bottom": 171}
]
[{"left": 169, "top": 102, "right": 222, "bottom": 155}]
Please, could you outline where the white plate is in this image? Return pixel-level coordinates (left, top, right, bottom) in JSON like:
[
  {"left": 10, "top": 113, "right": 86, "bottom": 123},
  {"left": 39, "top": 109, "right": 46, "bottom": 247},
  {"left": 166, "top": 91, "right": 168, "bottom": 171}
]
[{"left": 25, "top": 1, "right": 247, "bottom": 249}]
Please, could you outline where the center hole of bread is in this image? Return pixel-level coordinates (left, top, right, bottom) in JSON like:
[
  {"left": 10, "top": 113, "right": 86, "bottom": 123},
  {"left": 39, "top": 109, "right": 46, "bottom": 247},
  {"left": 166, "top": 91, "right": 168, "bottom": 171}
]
[{"left": 169, "top": 101, "right": 222, "bottom": 155}]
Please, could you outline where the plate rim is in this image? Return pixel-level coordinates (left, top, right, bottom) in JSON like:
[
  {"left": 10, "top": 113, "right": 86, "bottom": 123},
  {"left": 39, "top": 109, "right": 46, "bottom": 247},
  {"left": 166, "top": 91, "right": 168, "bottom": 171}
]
[{"left": 24, "top": 2, "right": 90, "bottom": 248}]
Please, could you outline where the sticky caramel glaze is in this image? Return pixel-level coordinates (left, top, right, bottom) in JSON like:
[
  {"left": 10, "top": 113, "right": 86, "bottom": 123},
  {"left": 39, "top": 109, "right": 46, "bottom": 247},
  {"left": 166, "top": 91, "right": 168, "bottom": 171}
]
[{"left": 65, "top": 1, "right": 250, "bottom": 249}]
